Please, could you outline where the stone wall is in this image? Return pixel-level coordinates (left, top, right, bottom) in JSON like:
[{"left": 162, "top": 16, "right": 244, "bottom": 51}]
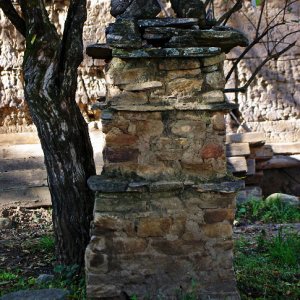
[
  {"left": 216, "top": 0, "right": 300, "bottom": 142},
  {"left": 0, "top": 0, "right": 112, "bottom": 133},
  {"left": 0, "top": 0, "right": 299, "bottom": 141},
  {"left": 100, "top": 56, "right": 229, "bottom": 181}
]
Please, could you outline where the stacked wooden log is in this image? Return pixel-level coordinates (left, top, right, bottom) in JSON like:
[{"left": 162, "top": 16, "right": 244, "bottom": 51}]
[{"left": 226, "top": 132, "right": 300, "bottom": 202}]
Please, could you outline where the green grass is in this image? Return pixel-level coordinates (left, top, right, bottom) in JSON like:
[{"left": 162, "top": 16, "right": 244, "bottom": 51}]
[
  {"left": 0, "top": 269, "right": 36, "bottom": 295},
  {"left": 38, "top": 235, "right": 55, "bottom": 252},
  {"left": 235, "top": 228, "right": 300, "bottom": 299},
  {"left": 236, "top": 197, "right": 300, "bottom": 223},
  {"left": 21, "top": 234, "right": 55, "bottom": 255}
]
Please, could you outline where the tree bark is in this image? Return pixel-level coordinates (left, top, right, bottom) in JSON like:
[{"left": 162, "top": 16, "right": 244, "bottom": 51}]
[{"left": 1, "top": 0, "right": 95, "bottom": 267}]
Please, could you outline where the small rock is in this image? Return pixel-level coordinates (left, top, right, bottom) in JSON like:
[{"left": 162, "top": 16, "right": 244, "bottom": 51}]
[
  {"left": 0, "top": 218, "right": 12, "bottom": 229},
  {"left": 170, "top": 0, "right": 206, "bottom": 27},
  {"left": 137, "top": 18, "right": 199, "bottom": 28},
  {"left": 117, "top": 0, "right": 161, "bottom": 19},
  {"left": 36, "top": 274, "right": 55, "bottom": 284},
  {"left": 265, "top": 193, "right": 299, "bottom": 207},
  {"left": 0, "top": 289, "right": 69, "bottom": 300},
  {"left": 111, "top": 0, "right": 132, "bottom": 17},
  {"left": 106, "top": 18, "right": 142, "bottom": 49}
]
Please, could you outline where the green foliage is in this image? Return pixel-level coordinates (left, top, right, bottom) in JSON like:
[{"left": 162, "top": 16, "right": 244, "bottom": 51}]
[
  {"left": 236, "top": 197, "right": 300, "bottom": 223},
  {"left": 51, "top": 264, "right": 86, "bottom": 299},
  {"left": 0, "top": 269, "right": 36, "bottom": 296},
  {"left": 0, "top": 265, "right": 86, "bottom": 299},
  {"left": 235, "top": 229, "right": 300, "bottom": 299},
  {"left": 22, "top": 234, "right": 55, "bottom": 253},
  {"left": 0, "top": 271, "right": 19, "bottom": 281},
  {"left": 38, "top": 235, "right": 55, "bottom": 252}
]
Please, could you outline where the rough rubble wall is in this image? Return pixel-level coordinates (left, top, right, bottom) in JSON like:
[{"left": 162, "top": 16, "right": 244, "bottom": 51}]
[
  {"left": 0, "top": 0, "right": 113, "bottom": 133},
  {"left": 215, "top": 0, "right": 300, "bottom": 142},
  {"left": 0, "top": 0, "right": 299, "bottom": 142}
]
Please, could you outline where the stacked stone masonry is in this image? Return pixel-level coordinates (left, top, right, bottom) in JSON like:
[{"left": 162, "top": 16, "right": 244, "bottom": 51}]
[
  {"left": 85, "top": 12, "right": 243, "bottom": 295},
  {"left": 86, "top": 181, "right": 241, "bottom": 299},
  {"left": 101, "top": 56, "right": 230, "bottom": 181},
  {"left": 84, "top": 1, "right": 249, "bottom": 297}
]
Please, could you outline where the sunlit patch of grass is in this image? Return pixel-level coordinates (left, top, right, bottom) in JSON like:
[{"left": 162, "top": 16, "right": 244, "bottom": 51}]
[
  {"left": 235, "top": 228, "right": 300, "bottom": 299},
  {"left": 236, "top": 197, "right": 300, "bottom": 223}
]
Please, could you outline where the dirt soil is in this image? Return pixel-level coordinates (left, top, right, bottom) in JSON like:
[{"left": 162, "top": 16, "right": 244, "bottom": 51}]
[{"left": 0, "top": 206, "right": 54, "bottom": 282}]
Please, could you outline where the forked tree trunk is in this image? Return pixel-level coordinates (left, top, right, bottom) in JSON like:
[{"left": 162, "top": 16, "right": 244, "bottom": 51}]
[{"left": 10, "top": 0, "right": 95, "bottom": 267}]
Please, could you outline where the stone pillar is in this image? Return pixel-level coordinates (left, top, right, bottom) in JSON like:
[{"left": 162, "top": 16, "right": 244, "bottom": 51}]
[{"left": 85, "top": 47, "right": 243, "bottom": 299}]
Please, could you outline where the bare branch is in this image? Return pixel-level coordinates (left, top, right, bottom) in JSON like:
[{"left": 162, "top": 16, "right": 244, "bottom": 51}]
[
  {"left": 215, "top": 0, "right": 242, "bottom": 26},
  {"left": 255, "top": 0, "right": 266, "bottom": 38},
  {"left": 263, "top": 0, "right": 298, "bottom": 29},
  {"left": 0, "top": 0, "right": 26, "bottom": 37},
  {"left": 224, "top": 41, "right": 296, "bottom": 94},
  {"left": 226, "top": 21, "right": 286, "bottom": 81}
]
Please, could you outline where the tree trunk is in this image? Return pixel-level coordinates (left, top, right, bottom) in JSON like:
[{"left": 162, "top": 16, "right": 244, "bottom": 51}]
[{"left": 19, "top": 0, "right": 95, "bottom": 267}]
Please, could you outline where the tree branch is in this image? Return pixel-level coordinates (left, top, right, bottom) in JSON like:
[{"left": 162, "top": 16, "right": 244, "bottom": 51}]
[
  {"left": 255, "top": 0, "right": 266, "bottom": 39},
  {"left": 59, "top": 0, "right": 87, "bottom": 83},
  {"left": 225, "top": 21, "right": 286, "bottom": 81},
  {"left": 224, "top": 41, "right": 296, "bottom": 94},
  {"left": 19, "top": 0, "right": 58, "bottom": 39},
  {"left": 0, "top": 0, "right": 26, "bottom": 37},
  {"left": 215, "top": 0, "right": 243, "bottom": 26}
]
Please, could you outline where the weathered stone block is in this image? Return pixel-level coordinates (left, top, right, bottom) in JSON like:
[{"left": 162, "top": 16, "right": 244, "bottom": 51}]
[
  {"left": 183, "top": 191, "right": 235, "bottom": 209},
  {"left": 158, "top": 58, "right": 201, "bottom": 70},
  {"left": 204, "top": 209, "right": 235, "bottom": 224},
  {"left": 201, "top": 90, "right": 224, "bottom": 103},
  {"left": 113, "top": 47, "right": 221, "bottom": 59},
  {"left": 85, "top": 248, "right": 108, "bottom": 273},
  {"left": 106, "top": 67, "right": 151, "bottom": 85},
  {"left": 107, "top": 90, "right": 149, "bottom": 106},
  {"left": 166, "top": 68, "right": 201, "bottom": 80},
  {"left": 111, "top": 237, "right": 148, "bottom": 254},
  {"left": 167, "top": 78, "right": 203, "bottom": 97},
  {"left": 212, "top": 112, "right": 226, "bottom": 131},
  {"left": 201, "top": 53, "right": 226, "bottom": 67},
  {"left": 94, "top": 193, "right": 148, "bottom": 213},
  {"left": 137, "top": 217, "right": 172, "bottom": 237},
  {"left": 151, "top": 238, "right": 204, "bottom": 256},
  {"left": 201, "top": 224, "right": 233, "bottom": 239},
  {"left": 201, "top": 143, "right": 224, "bottom": 159},
  {"left": 149, "top": 181, "right": 183, "bottom": 192},
  {"left": 94, "top": 214, "right": 129, "bottom": 231},
  {"left": 123, "top": 81, "right": 163, "bottom": 91},
  {"left": 171, "top": 120, "right": 206, "bottom": 136},
  {"left": 88, "top": 176, "right": 128, "bottom": 192},
  {"left": 115, "top": 0, "right": 161, "bottom": 19},
  {"left": 135, "top": 119, "right": 164, "bottom": 136},
  {"left": 104, "top": 147, "right": 139, "bottom": 163},
  {"left": 106, "top": 18, "right": 142, "bottom": 49},
  {"left": 106, "top": 131, "right": 138, "bottom": 146},
  {"left": 203, "top": 71, "right": 226, "bottom": 90}
]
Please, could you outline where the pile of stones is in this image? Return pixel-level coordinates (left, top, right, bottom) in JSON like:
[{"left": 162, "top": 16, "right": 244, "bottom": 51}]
[{"left": 87, "top": 0, "right": 248, "bottom": 59}]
